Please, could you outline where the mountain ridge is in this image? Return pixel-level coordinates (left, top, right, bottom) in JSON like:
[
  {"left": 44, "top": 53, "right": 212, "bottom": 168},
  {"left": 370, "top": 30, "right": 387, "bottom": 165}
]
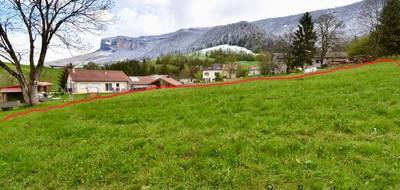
[{"left": 48, "top": 0, "right": 368, "bottom": 66}]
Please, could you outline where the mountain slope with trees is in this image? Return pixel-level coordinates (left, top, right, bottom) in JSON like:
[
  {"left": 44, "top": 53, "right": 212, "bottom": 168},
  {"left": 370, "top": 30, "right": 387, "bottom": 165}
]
[{"left": 48, "top": 0, "right": 371, "bottom": 66}]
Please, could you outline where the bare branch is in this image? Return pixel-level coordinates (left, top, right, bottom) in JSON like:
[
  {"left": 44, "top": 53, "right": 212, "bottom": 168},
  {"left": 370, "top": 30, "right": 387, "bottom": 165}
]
[
  {"left": 316, "top": 13, "right": 345, "bottom": 66},
  {"left": 0, "top": 0, "right": 114, "bottom": 105},
  {"left": 0, "top": 60, "right": 20, "bottom": 79}
]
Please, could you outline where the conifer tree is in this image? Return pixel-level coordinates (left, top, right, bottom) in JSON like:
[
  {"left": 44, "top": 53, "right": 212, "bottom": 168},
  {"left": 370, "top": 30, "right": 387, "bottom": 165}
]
[
  {"left": 58, "top": 63, "right": 73, "bottom": 92},
  {"left": 376, "top": 0, "right": 400, "bottom": 56},
  {"left": 292, "top": 12, "right": 317, "bottom": 69}
]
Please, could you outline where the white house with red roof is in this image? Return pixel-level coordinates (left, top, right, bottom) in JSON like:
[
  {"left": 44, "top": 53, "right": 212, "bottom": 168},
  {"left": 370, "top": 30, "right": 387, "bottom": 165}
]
[
  {"left": 248, "top": 66, "right": 261, "bottom": 76},
  {"left": 67, "top": 69, "right": 131, "bottom": 94},
  {"left": 203, "top": 64, "right": 238, "bottom": 82}
]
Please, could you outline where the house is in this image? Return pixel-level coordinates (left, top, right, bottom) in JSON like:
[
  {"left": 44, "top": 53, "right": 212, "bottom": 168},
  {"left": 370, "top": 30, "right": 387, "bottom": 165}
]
[
  {"left": 0, "top": 82, "right": 52, "bottom": 103},
  {"left": 248, "top": 66, "right": 260, "bottom": 76},
  {"left": 313, "top": 52, "right": 349, "bottom": 66},
  {"left": 272, "top": 52, "right": 348, "bottom": 73},
  {"left": 130, "top": 75, "right": 182, "bottom": 90},
  {"left": 304, "top": 65, "right": 318, "bottom": 73},
  {"left": 222, "top": 64, "right": 238, "bottom": 79},
  {"left": 66, "top": 69, "right": 131, "bottom": 94},
  {"left": 203, "top": 64, "right": 238, "bottom": 82},
  {"left": 179, "top": 78, "right": 198, "bottom": 84},
  {"left": 203, "top": 64, "right": 223, "bottom": 82},
  {"left": 272, "top": 53, "right": 289, "bottom": 74}
]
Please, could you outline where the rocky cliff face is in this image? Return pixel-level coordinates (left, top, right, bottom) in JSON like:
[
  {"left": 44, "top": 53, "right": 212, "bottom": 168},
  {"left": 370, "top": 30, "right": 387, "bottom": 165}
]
[{"left": 48, "top": 0, "right": 369, "bottom": 66}]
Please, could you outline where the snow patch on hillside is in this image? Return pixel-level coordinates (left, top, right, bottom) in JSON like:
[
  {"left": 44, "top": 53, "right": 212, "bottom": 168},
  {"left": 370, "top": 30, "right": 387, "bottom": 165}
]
[{"left": 198, "top": 44, "right": 255, "bottom": 55}]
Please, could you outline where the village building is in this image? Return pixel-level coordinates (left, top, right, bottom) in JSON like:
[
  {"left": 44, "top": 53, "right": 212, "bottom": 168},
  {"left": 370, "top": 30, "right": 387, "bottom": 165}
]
[
  {"left": 272, "top": 53, "right": 289, "bottom": 74},
  {"left": 222, "top": 64, "right": 238, "bottom": 79},
  {"left": 130, "top": 75, "right": 182, "bottom": 90},
  {"left": 304, "top": 65, "right": 318, "bottom": 73},
  {"left": 203, "top": 64, "right": 238, "bottom": 82},
  {"left": 179, "top": 78, "right": 198, "bottom": 84},
  {"left": 273, "top": 52, "right": 348, "bottom": 73},
  {"left": 310, "top": 52, "right": 349, "bottom": 67},
  {"left": 203, "top": 64, "right": 223, "bottom": 82},
  {"left": 0, "top": 82, "right": 52, "bottom": 104},
  {"left": 66, "top": 69, "right": 131, "bottom": 94},
  {"left": 248, "top": 66, "right": 261, "bottom": 76}
]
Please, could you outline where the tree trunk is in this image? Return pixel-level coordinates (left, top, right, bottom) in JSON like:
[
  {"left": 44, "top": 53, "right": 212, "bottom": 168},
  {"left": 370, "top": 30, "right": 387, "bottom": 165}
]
[
  {"left": 21, "top": 82, "right": 39, "bottom": 105},
  {"left": 320, "top": 55, "right": 325, "bottom": 68},
  {"left": 29, "top": 83, "right": 39, "bottom": 105}
]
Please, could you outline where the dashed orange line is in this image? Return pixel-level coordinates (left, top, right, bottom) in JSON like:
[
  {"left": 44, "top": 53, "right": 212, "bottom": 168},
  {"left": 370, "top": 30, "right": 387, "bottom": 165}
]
[{"left": 0, "top": 58, "right": 398, "bottom": 124}]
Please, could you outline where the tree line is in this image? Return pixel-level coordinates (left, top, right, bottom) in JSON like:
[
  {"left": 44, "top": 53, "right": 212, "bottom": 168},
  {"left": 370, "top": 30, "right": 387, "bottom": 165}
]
[
  {"left": 79, "top": 51, "right": 257, "bottom": 80},
  {"left": 271, "top": 12, "right": 345, "bottom": 72}
]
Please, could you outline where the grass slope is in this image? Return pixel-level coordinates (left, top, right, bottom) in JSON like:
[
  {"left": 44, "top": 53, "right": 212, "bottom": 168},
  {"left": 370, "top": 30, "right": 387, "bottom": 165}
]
[
  {"left": 1, "top": 62, "right": 400, "bottom": 189},
  {"left": 0, "top": 64, "right": 61, "bottom": 90}
]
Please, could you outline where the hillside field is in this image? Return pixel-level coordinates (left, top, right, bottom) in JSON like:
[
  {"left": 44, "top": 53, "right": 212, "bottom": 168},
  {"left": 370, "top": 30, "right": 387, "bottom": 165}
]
[
  {"left": 0, "top": 64, "right": 61, "bottom": 91},
  {"left": 0, "top": 61, "right": 400, "bottom": 189}
]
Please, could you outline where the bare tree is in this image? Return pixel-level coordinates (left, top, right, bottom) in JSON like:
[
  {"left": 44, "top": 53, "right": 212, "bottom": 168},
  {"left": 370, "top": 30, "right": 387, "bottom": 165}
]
[
  {"left": 316, "top": 13, "right": 344, "bottom": 67},
  {"left": 360, "top": 0, "right": 386, "bottom": 32},
  {"left": 0, "top": 0, "right": 113, "bottom": 105},
  {"left": 257, "top": 51, "right": 274, "bottom": 75},
  {"left": 276, "top": 32, "right": 295, "bottom": 72}
]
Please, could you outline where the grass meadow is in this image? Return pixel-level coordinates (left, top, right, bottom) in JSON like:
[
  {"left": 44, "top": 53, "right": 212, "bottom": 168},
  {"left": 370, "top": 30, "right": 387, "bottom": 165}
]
[
  {"left": 0, "top": 64, "right": 62, "bottom": 91},
  {"left": 0, "top": 62, "right": 399, "bottom": 189}
]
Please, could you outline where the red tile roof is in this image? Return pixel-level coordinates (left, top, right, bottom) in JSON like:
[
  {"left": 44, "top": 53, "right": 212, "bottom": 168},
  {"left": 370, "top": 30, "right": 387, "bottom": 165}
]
[
  {"left": 249, "top": 66, "right": 259, "bottom": 70},
  {"left": 129, "top": 76, "right": 159, "bottom": 85},
  {"left": 0, "top": 82, "right": 52, "bottom": 93},
  {"left": 69, "top": 69, "right": 131, "bottom": 82},
  {"left": 0, "top": 86, "right": 22, "bottom": 93},
  {"left": 161, "top": 77, "right": 182, "bottom": 86},
  {"left": 129, "top": 75, "right": 182, "bottom": 86}
]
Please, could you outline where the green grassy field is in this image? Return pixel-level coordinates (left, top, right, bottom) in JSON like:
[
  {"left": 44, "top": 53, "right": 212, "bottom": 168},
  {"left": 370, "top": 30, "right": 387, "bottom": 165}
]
[
  {"left": 239, "top": 60, "right": 259, "bottom": 67},
  {"left": 0, "top": 64, "right": 62, "bottom": 91},
  {"left": 0, "top": 62, "right": 400, "bottom": 189}
]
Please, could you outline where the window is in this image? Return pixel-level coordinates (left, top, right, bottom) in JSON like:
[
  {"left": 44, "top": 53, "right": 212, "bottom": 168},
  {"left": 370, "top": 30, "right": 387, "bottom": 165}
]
[
  {"left": 105, "top": 83, "right": 113, "bottom": 91},
  {"left": 204, "top": 72, "right": 209, "bottom": 76},
  {"left": 116, "top": 83, "right": 120, "bottom": 91}
]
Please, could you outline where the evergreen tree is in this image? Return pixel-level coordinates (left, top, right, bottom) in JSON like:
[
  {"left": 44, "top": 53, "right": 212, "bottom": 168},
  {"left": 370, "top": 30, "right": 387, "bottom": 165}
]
[
  {"left": 292, "top": 12, "right": 317, "bottom": 69},
  {"left": 58, "top": 63, "right": 73, "bottom": 92},
  {"left": 376, "top": 0, "right": 400, "bottom": 56}
]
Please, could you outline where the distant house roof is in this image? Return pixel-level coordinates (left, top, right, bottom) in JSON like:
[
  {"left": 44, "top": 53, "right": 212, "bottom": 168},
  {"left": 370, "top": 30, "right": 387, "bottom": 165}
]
[
  {"left": 0, "top": 82, "right": 53, "bottom": 93},
  {"left": 161, "top": 77, "right": 183, "bottom": 86},
  {"left": 204, "top": 64, "right": 223, "bottom": 71},
  {"left": 325, "top": 52, "right": 347, "bottom": 58},
  {"left": 222, "top": 64, "right": 238, "bottom": 71},
  {"left": 129, "top": 76, "right": 159, "bottom": 85},
  {"left": 249, "top": 66, "right": 259, "bottom": 71},
  {"left": 68, "top": 69, "right": 130, "bottom": 82},
  {"left": 273, "top": 53, "right": 285, "bottom": 59},
  {"left": 306, "top": 65, "right": 318, "bottom": 69},
  {"left": 37, "top": 82, "right": 53, "bottom": 86},
  {"left": 0, "top": 86, "right": 22, "bottom": 93},
  {"left": 129, "top": 75, "right": 182, "bottom": 86}
]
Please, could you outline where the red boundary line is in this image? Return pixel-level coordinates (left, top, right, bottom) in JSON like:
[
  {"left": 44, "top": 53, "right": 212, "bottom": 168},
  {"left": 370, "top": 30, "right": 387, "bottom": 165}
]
[{"left": 0, "top": 58, "right": 398, "bottom": 123}]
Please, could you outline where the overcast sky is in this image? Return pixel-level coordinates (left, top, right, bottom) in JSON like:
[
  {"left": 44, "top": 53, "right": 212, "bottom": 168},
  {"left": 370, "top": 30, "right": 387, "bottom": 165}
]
[{"left": 46, "top": 0, "right": 362, "bottom": 61}]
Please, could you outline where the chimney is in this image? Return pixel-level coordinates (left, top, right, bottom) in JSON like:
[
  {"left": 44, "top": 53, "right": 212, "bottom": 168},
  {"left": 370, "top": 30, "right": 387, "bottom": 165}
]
[{"left": 72, "top": 67, "right": 76, "bottom": 73}]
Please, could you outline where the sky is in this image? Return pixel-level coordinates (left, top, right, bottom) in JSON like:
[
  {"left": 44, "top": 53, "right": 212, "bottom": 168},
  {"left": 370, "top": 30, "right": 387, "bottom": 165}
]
[{"left": 46, "top": 0, "right": 362, "bottom": 61}]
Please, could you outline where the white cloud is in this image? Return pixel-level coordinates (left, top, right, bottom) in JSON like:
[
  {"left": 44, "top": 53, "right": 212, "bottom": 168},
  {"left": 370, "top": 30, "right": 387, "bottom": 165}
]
[{"left": 44, "top": 0, "right": 362, "bottom": 61}]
